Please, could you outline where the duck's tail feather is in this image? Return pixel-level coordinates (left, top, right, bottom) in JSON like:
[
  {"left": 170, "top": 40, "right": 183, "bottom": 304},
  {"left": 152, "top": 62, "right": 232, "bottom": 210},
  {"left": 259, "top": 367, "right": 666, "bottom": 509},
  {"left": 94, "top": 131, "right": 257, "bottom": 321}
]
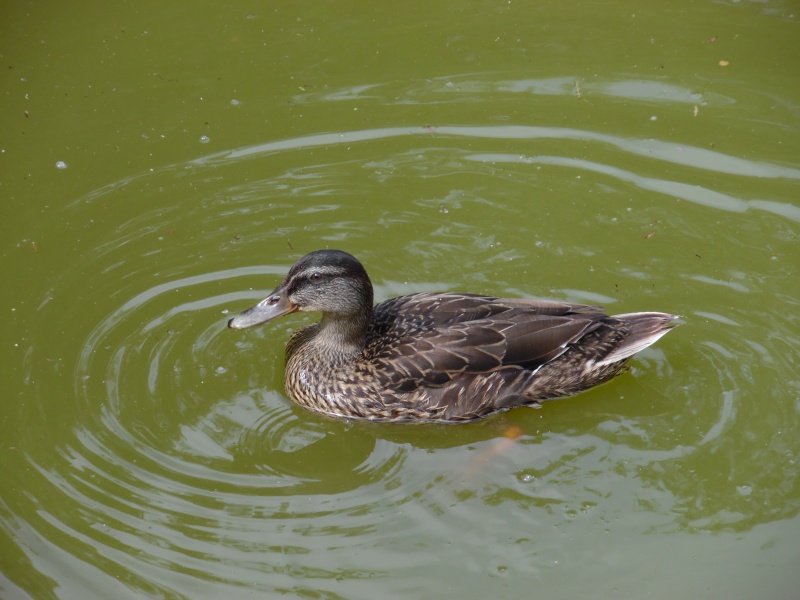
[{"left": 595, "top": 312, "right": 680, "bottom": 367}]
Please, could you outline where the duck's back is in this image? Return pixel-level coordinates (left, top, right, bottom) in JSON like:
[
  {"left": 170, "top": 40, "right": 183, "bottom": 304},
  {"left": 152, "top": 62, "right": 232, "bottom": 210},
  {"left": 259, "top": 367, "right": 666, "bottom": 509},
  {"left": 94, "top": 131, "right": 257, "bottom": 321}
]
[{"left": 365, "top": 292, "right": 605, "bottom": 346}]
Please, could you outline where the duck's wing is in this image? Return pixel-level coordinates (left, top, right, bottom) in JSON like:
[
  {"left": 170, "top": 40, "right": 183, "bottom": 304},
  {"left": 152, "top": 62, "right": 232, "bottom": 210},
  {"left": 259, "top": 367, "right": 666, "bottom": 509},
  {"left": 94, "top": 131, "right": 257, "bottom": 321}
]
[{"left": 363, "top": 300, "right": 602, "bottom": 394}]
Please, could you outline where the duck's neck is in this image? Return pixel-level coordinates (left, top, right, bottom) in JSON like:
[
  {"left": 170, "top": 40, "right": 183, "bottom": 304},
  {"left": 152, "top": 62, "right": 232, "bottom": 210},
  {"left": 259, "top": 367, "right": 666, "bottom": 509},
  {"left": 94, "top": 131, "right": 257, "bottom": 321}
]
[
  {"left": 287, "top": 309, "right": 371, "bottom": 367},
  {"left": 319, "top": 311, "right": 370, "bottom": 355}
]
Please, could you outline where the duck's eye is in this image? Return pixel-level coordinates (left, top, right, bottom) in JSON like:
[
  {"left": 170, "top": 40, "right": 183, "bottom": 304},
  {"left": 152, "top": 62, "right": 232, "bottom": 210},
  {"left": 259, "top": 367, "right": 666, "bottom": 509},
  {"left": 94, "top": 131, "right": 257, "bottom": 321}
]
[{"left": 309, "top": 272, "right": 323, "bottom": 283}]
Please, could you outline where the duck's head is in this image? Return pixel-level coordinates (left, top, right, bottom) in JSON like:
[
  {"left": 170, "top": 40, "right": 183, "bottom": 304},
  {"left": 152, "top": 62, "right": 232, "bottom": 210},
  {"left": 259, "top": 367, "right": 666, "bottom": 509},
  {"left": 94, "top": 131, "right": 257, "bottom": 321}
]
[{"left": 227, "top": 249, "right": 374, "bottom": 330}]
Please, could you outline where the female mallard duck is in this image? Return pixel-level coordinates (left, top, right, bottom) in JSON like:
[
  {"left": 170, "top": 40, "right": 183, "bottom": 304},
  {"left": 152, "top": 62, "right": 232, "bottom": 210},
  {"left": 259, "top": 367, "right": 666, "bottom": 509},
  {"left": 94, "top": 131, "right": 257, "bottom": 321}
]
[{"left": 229, "top": 249, "right": 679, "bottom": 422}]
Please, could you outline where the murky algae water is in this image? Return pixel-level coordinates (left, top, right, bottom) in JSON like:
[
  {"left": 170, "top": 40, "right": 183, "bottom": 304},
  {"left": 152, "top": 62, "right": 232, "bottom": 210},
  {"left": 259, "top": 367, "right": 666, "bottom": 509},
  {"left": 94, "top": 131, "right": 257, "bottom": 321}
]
[{"left": 2, "top": 1, "right": 799, "bottom": 598}]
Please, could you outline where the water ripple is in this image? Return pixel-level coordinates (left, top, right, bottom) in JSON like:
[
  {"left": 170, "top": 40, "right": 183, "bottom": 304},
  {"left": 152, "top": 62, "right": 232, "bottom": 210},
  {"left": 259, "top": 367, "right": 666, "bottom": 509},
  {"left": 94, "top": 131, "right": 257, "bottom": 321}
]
[{"left": 187, "top": 124, "right": 800, "bottom": 181}]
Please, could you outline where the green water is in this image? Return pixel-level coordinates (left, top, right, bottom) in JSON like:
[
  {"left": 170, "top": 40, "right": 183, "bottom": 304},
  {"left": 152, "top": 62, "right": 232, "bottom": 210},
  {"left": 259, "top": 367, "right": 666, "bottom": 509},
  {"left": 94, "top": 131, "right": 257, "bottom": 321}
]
[{"left": 2, "top": 1, "right": 799, "bottom": 598}]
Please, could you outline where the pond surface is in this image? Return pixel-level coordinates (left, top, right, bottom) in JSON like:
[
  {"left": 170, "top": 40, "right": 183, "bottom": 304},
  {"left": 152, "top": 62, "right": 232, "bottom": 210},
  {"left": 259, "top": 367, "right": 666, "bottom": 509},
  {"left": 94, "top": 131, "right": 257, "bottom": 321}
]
[{"left": 2, "top": 1, "right": 799, "bottom": 598}]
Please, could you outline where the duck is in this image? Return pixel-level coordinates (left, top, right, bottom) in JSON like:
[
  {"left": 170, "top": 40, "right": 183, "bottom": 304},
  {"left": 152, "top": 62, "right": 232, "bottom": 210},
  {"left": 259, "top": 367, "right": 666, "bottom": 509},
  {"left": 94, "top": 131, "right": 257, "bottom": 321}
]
[{"left": 228, "top": 249, "right": 679, "bottom": 422}]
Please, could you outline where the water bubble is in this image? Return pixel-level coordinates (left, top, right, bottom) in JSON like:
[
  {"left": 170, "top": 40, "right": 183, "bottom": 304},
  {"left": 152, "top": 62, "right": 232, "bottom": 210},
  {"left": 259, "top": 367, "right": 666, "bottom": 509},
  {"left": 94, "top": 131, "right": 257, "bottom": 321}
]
[
  {"left": 199, "top": 135, "right": 210, "bottom": 144},
  {"left": 230, "top": 99, "right": 240, "bottom": 106},
  {"left": 55, "top": 161, "right": 68, "bottom": 169}
]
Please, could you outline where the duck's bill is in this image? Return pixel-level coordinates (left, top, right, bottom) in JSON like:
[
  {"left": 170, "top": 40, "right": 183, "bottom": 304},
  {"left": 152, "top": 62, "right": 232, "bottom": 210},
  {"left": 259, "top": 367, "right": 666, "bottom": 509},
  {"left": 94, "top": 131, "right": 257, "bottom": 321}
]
[{"left": 228, "top": 289, "right": 297, "bottom": 329}]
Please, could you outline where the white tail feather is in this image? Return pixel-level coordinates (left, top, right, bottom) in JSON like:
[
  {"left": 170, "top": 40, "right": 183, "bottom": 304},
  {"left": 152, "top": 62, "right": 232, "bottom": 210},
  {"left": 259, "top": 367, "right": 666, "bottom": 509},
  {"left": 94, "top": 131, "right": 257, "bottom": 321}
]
[{"left": 594, "top": 312, "right": 679, "bottom": 367}]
